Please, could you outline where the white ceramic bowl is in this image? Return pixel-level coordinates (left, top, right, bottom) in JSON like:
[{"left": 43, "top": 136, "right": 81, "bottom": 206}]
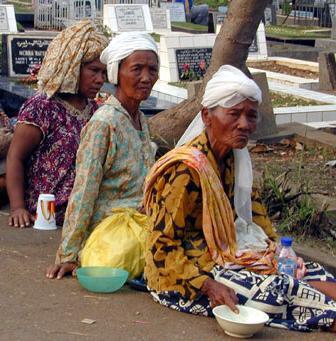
[{"left": 213, "top": 305, "right": 269, "bottom": 338}]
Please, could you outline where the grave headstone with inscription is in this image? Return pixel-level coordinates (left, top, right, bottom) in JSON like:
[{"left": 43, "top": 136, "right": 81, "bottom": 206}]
[
  {"left": 150, "top": 8, "right": 171, "bottom": 32},
  {"left": 103, "top": 4, "right": 153, "bottom": 33},
  {"left": 160, "top": 3, "right": 186, "bottom": 22},
  {"left": 176, "top": 48, "right": 211, "bottom": 80},
  {"left": 159, "top": 22, "right": 267, "bottom": 82},
  {"left": 0, "top": 5, "right": 17, "bottom": 33},
  {"left": 2, "top": 33, "right": 56, "bottom": 77}
]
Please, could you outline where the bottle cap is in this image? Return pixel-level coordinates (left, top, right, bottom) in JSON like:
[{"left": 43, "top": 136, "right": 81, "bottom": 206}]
[{"left": 280, "top": 236, "right": 292, "bottom": 247}]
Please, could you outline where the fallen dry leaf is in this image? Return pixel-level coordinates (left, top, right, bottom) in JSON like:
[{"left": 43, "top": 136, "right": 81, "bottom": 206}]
[
  {"left": 81, "top": 318, "right": 96, "bottom": 325},
  {"left": 249, "top": 144, "right": 273, "bottom": 153},
  {"left": 295, "top": 142, "right": 304, "bottom": 151}
]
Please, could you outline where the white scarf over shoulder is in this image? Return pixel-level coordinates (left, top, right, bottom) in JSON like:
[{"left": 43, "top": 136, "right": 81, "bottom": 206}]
[{"left": 177, "top": 65, "right": 269, "bottom": 252}]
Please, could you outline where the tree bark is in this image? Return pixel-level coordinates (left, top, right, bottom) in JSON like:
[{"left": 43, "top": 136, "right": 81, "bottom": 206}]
[{"left": 149, "top": 0, "right": 270, "bottom": 151}]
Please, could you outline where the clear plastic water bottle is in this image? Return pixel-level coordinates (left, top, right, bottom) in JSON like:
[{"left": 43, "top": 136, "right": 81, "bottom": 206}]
[{"left": 278, "top": 236, "right": 297, "bottom": 277}]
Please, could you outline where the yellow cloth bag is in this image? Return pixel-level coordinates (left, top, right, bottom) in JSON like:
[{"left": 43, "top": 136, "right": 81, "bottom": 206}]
[{"left": 80, "top": 208, "right": 150, "bottom": 279}]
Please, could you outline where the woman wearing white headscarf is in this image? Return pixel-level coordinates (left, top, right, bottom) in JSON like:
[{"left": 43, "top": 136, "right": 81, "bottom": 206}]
[
  {"left": 144, "top": 65, "right": 336, "bottom": 332},
  {"left": 47, "top": 32, "right": 159, "bottom": 279}
]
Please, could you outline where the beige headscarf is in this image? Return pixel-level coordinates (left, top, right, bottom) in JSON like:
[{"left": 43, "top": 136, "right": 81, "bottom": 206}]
[{"left": 37, "top": 20, "right": 108, "bottom": 98}]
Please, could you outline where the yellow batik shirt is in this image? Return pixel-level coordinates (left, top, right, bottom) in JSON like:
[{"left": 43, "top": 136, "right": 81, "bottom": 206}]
[{"left": 145, "top": 132, "right": 277, "bottom": 300}]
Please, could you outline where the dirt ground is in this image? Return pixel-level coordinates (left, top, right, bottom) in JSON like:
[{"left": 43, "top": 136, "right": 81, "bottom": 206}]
[
  {"left": 247, "top": 61, "right": 319, "bottom": 79},
  {"left": 0, "top": 212, "right": 335, "bottom": 341},
  {"left": 251, "top": 139, "right": 336, "bottom": 198}
]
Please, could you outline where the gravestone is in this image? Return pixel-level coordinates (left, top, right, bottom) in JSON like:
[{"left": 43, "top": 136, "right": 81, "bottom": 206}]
[
  {"left": 160, "top": 2, "right": 186, "bottom": 22},
  {"left": 218, "top": 6, "right": 228, "bottom": 14},
  {"left": 191, "top": 5, "right": 208, "bottom": 26},
  {"left": 1, "top": 33, "right": 56, "bottom": 77},
  {"left": 103, "top": 4, "right": 153, "bottom": 33},
  {"left": 0, "top": 5, "right": 17, "bottom": 33},
  {"left": 176, "top": 48, "right": 211, "bottom": 80},
  {"left": 208, "top": 12, "right": 226, "bottom": 34},
  {"left": 215, "top": 13, "right": 226, "bottom": 34},
  {"left": 150, "top": 8, "right": 171, "bottom": 32},
  {"left": 264, "top": 5, "right": 277, "bottom": 26},
  {"left": 332, "top": 16, "right": 336, "bottom": 40},
  {"left": 318, "top": 52, "right": 336, "bottom": 91}
]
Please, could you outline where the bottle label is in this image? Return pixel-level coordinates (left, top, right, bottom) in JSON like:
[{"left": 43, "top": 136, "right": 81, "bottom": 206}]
[{"left": 278, "top": 259, "right": 297, "bottom": 277}]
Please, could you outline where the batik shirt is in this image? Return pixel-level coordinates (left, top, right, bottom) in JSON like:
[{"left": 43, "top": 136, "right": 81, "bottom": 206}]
[
  {"left": 56, "top": 95, "right": 155, "bottom": 264},
  {"left": 18, "top": 93, "right": 97, "bottom": 225},
  {"left": 145, "top": 132, "right": 277, "bottom": 300}
]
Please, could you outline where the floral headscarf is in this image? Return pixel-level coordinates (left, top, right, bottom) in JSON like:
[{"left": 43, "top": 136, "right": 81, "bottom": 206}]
[{"left": 37, "top": 20, "right": 108, "bottom": 98}]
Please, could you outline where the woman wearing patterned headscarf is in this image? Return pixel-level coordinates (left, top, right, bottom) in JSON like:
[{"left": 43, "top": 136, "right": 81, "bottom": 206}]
[
  {"left": 46, "top": 32, "right": 159, "bottom": 280},
  {"left": 6, "top": 20, "right": 108, "bottom": 228}
]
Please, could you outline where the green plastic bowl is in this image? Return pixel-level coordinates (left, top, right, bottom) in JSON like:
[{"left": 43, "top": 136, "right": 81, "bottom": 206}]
[{"left": 76, "top": 267, "right": 128, "bottom": 293}]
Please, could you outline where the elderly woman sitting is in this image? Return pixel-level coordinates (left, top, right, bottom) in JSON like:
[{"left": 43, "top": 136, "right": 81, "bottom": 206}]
[
  {"left": 144, "top": 65, "right": 336, "bottom": 332},
  {"left": 46, "top": 32, "right": 159, "bottom": 279}
]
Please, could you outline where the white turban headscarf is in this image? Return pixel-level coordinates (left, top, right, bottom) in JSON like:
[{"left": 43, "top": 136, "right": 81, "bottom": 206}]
[
  {"left": 100, "top": 32, "right": 159, "bottom": 85},
  {"left": 178, "top": 65, "right": 269, "bottom": 252}
]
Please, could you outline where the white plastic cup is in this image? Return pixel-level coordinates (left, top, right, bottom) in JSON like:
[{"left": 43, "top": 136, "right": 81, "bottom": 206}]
[{"left": 33, "top": 194, "right": 57, "bottom": 230}]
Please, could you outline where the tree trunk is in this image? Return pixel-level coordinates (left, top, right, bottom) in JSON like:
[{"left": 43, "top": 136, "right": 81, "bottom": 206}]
[{"left": 149, "top": 0, "right": 269, "bottom": 151}]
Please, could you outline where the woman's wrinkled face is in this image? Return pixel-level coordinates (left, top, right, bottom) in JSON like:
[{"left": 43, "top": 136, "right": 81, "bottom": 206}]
[
  {"left": 78, "top": 58, "right": 106, "bottom": 99},
  {"left": 117, "top": 50, "right": 159, "bottom": 101},
  {"left": 202, "top": 99, "right": 258, "bottom": 152}
]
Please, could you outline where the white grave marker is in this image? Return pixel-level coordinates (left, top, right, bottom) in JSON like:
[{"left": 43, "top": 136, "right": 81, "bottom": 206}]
[
  {"left": 150, "top": 8, "right": 171, "bottom": 32},
  {"left": 0, "top": 5, "right": 17, "bottom": 33},
  {"left": 160, "top": 3, "right": 186, "bottom": 22},
  {"left": 103, "top": 4, "right": 153, "bottom": 33},
  {"left": 159, "top": 23, "right": 267, "bottom": 82}
]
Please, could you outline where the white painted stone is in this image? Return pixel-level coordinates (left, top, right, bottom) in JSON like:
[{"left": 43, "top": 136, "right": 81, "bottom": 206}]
[
  {"left": 160, "top": 2, "right": 186, "bottom": 22},
  {"left": 275, "top": 114, "right": 291, "bottom": 125},
  {"left": 179, "top": 36, "right": 194, "bottom": 48},
  {"left": 0, "top": 5, "right": 17, "bottom": 33},
  {"left": 306, "top": 112, "right": 323, "bottom": 122},
  {"left": 322, "top": 111, "right": 336, "bottom": 121},
  {"left": 292, "top": 113, "right": 307, "bottom": 123},
  {"left": 103, "top": 4, "right": 153, "bottom": 33}
]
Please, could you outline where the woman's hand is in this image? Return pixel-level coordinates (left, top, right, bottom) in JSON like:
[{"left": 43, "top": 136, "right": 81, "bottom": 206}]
[
  {"left": 201, "top": 278, "right": 239, "bottom": 313},
  {"left": 8, "top": 207, "right": 35, "bottom": 227},
  {"left": 46, "top": 262, "right": 77, "bottom": 280}
]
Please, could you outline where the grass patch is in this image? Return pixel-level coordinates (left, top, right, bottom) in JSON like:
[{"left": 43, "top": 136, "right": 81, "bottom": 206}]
[
  {"left": 259, "top": 168, "right": 336, "bottom": 253},
  {"left": 151, "top": 33, "right": 160, "bottom": 43},
  {"left": 171, "top": 21, "right": 207, "bottom": 32},
  {"left": 266, "top": 25, "right": 331, "bottom": 39},
  {"left": 168, "top": 82, "right": 189, "bottom": 89},
  {"left": 270, "top": 92, "right": 322, "bottom": 107}
]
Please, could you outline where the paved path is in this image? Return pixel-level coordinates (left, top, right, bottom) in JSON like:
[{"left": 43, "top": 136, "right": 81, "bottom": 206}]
[{"left": 0, "top": 212, "right": 335, "bottom": 340}]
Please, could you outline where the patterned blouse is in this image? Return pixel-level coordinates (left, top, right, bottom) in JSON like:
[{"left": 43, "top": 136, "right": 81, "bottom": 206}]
[
  {"left": 145, "top": 132, "right": 277, "bottom": 300},
  {"left": 56, "top": 95, "right": 155, "bottom": 264},
  {"left": 17, "top": 93, "right": 97, "bottom": 226}
]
